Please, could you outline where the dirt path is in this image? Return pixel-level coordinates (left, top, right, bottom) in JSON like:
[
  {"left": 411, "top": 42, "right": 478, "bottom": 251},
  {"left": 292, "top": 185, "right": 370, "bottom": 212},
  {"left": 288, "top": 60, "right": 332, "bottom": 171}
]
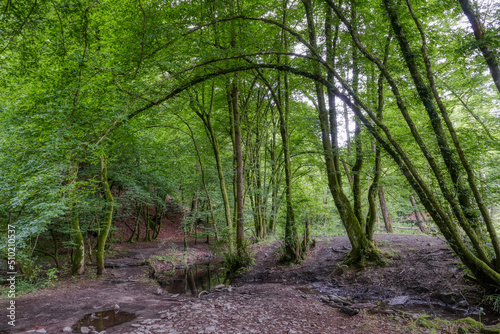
[{"left": 0, "top": 234, "right": 493, "bottom": 334}]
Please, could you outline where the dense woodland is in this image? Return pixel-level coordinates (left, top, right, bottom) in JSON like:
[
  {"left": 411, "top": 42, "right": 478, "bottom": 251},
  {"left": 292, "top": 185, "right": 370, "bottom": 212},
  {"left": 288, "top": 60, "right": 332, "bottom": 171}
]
[{"left": 1, "top": 0, "right": 500, "bottom": 291}]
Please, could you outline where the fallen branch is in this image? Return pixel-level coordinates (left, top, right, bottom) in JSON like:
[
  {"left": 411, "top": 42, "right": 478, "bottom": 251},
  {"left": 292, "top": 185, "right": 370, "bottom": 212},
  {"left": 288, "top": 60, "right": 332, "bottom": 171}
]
[{"left": 393, "top": 226, "right": 419, "bottom": 230}]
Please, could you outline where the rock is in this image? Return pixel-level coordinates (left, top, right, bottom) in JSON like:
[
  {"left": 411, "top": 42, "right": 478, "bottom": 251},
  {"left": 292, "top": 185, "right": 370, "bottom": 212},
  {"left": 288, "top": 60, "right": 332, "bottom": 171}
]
[
  {"left": 436, "top": 292, "right": 458, "bottom": 304},
  {"left": 387, "top": 295, "right": 409, "bottom": 306},
  {"left": 340, "top": 306, "right": 359, "bottom": 316},
  {"left": 215, "top": 284, "right": 225, "bottom": 290},
  {"left": 156, "top": 288, "right": 164, "bottom": 295},
  {"left": 88, "top": 326, "right": 99, "bottom": 334},
  {"left": 114, "top": 304, "right": 120, "bottom": 310},
  {"left": 62, "top": 327, "right": 72, "bottom": 333},
  {"left": 205, "top": 326, "right": 216, "bottom": 333},
  {"left": 328, "top": 294, "right": 346, "bottom": 304},
  {"left": 457, "top": 300, "right": 469, "bottom": 308},
  {"left": 35, "top": 330, "right": 47, "bottom": 333},
  {"left": 318, "top": 295, "right": 330, "bottom": 303},
  {"left": 80, "top": 327, "right": 90, "bottom": 334}
]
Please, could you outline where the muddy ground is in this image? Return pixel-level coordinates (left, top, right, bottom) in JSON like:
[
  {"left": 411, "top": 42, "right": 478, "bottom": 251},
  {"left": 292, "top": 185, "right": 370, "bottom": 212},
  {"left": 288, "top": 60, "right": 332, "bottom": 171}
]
[{"left": 0, "top": 234, "right": 497, "bottom": 334}]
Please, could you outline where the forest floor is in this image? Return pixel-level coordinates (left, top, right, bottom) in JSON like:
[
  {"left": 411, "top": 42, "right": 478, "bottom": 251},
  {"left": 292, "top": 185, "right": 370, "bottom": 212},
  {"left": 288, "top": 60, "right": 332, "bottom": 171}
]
[{"left": 1, "top": 234, "right": 499, "bottom": 334}]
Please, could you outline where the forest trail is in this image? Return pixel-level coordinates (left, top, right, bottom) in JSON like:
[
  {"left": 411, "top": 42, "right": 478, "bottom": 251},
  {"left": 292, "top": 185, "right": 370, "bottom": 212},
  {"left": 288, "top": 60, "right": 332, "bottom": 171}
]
[{"left": 0, "top": 234, "right": 493, "bottom": 334}]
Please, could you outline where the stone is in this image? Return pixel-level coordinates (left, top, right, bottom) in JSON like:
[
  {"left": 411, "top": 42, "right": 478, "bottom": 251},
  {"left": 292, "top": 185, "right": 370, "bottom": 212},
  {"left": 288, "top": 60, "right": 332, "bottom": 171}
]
[
  {"left": 328, "top": 294, "right": 345, "bottom": 303},
  {"left": 436, "top": 292, "right": 458, "bottom": 304},
  {"left": 35, "top": 330, "right": 47, "bottom": 334},
  {"left": 340, "top": 306, "right": 359, "bottom": 316},
  {"left": 387, "top": 295, "right": 409, "bottom": 306},
  {"left": 63, "top": 327, "right": 72, "bottom": 333},
  {"left": 80, "top": 327, "right": 90, "bottom": 334}
]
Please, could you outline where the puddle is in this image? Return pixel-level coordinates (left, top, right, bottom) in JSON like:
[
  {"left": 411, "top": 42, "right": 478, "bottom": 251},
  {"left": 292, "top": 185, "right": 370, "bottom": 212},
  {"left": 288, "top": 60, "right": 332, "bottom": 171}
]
[
  {"left": 72, "top": 310, "right": 137, "bottom": 332},
  {"left": 157, "top": 261, "right": 228, "bottom": 296}
]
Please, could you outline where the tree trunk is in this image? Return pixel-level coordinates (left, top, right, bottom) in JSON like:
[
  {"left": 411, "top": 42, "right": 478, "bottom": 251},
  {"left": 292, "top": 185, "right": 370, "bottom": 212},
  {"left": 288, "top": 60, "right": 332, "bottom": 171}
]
[
  {"left": 69, "top": 161, "right": 85, "bottom": 275},
  {"left": 378, "top": 187, "right": 393, "bottom": 233},
  {"left": 127, "top": 207, "right": 140, "bottom": 243},
  {"left": 410, "top": 195, "right": 426, "bottom": 233},
  {"left": 458, "top": 0, "right": 500, "bottom": 94},
  {"left": 229, "top": 77, "right": 247, "bottom": 255},
  {"left": 267, "top": 111, "right": 279, "bottom": 235},
  {"left": 96, "top": 155, "right": 114, "bottom": 275}
]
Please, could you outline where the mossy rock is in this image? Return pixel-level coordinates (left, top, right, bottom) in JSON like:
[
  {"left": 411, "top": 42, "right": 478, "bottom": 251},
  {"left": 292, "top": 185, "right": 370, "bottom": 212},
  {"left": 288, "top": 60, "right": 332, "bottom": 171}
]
[
  {"left": 455, "top": 317, "right": 484, "bottom": 329},
  {"left": 416, "top": 316, "right": 438, "bottom": 329},
  {"left": 481, "top": 326, "right": 500, "bottom": 334}
]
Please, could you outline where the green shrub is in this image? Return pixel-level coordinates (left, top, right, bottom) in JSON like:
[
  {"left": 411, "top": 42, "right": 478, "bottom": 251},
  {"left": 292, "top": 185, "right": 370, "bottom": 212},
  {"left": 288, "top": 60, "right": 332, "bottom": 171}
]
[{"left": 224, "top": 246, "right": 254, "bottom": 275}]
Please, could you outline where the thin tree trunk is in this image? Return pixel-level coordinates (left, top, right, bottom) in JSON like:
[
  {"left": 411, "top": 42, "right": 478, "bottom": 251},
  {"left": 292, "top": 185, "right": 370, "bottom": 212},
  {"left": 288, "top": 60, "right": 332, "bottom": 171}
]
[
  {"left": 97, "top": 155, "right": 114, "bottom": 275},
  {"left": 458, "top": 0, "right": 500, "bottom": 94},
  {"left": 366, "top": 33, "right": 391, "bottom": 240},
  {"left": 127, "top": 207, "right": 140, "bottom": 243},
  {"left": 278, "top": 0, "right": 302, "bottom": 262},
  {"left": 378, "top": 187, "right": 393, "bottom": 233},
  {"left": 350, "top": 0, "right": 365, "bottom": 228},
  {"left": 69, "top": 160, "right": 85, "bottom": 275},
  {"left": 410, "top": 195, "right": 426, "bottom": 233},
  {"left": 230, "top": 78, "right": 246, "bottom": 255}
]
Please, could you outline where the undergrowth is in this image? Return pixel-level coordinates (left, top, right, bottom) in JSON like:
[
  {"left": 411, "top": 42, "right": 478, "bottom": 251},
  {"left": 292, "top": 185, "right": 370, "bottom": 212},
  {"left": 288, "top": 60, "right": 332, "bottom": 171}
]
[{"left": 224, "top": 246, "right": 254, "bottom": 275}]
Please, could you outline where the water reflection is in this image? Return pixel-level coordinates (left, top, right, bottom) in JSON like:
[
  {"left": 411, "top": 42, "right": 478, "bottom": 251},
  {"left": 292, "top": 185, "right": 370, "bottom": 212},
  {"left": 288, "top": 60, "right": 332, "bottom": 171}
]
[
  {"left": 72, "top": 310, "right": 137, "bottom": 332},
  {"left": 158, "top": 261, "right": 227, "bottom": 295}
]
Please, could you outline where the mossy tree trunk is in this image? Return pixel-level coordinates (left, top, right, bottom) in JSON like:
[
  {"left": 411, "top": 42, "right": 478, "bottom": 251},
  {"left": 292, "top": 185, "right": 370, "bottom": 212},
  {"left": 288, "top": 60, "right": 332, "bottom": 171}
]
[
  {"left": 303, "top": 0, "right": 379, "bottom": 265},
  {"left": 96, "top": 154, "right": 114, "bottom": 276},
  {"left": 229, "top": 77, "right": 247, "bottom": 256}
]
